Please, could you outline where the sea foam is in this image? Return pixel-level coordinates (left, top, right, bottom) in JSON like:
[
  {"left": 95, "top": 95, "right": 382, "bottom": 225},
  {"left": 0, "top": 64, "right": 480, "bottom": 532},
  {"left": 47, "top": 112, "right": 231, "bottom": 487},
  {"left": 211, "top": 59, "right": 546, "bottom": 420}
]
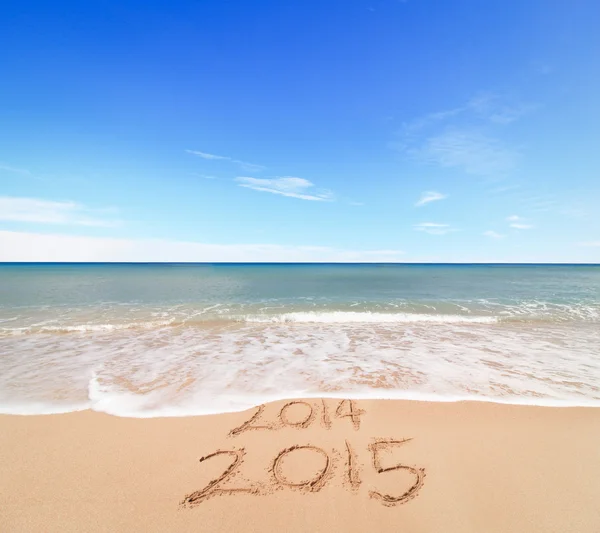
[
  {"left": 242, "top": 311, "right": 498, "bottom": 324},
  {"left": 2, "top": 318, "right": 600, "bottom": 417}
]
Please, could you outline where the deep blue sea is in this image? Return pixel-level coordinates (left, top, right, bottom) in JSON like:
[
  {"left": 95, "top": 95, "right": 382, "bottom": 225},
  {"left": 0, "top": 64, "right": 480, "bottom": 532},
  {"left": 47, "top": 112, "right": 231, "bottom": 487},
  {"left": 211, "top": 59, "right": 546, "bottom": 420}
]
[{"left": 1, "top": 263, "right": 599, "bottom": 416}]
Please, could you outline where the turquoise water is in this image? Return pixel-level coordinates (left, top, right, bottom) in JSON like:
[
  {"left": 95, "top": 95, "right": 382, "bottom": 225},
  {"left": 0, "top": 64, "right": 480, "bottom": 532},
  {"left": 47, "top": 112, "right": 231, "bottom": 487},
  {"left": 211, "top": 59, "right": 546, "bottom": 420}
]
[{"left": 1, "top": 263, "right": 600, "bottom": 415}]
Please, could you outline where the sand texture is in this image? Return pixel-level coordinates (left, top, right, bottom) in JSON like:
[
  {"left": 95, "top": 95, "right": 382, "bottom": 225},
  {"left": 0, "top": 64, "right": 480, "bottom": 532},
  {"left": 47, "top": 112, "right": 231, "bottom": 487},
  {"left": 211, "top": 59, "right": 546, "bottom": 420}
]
[{"left": 1, "top": 399, "right": 599, "bottom": 532}]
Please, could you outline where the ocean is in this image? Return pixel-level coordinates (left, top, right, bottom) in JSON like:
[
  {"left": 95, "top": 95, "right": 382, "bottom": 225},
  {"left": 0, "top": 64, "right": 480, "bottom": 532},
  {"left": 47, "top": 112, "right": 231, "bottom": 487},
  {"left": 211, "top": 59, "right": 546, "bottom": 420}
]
[{"left": 1, "top": 263, "right": 599, "bottom": 416}]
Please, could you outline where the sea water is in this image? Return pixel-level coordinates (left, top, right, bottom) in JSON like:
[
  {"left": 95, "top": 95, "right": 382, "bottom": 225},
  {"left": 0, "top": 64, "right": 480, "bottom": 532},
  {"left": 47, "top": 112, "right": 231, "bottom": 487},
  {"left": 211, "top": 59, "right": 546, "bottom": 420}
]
[{"left": 1, "top": 263, "right": 599, "bottom": 416}]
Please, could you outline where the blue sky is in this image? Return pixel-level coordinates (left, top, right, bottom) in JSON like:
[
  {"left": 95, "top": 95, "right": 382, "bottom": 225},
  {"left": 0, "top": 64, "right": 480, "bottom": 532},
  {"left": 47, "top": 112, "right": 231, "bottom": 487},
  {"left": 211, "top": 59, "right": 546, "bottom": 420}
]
[{"left": 1, "top": 0, "right": 599, "bottom": 262}]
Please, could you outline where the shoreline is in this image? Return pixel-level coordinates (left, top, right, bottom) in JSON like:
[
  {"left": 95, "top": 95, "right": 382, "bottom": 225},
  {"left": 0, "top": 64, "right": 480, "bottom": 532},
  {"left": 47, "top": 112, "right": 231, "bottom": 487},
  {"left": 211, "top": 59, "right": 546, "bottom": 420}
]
[
  {"left": 1, "top": 398, "right": 599, "bottom": 532},
  {"left": 3, "top": 392, "right": 600, "bottom": 418}
]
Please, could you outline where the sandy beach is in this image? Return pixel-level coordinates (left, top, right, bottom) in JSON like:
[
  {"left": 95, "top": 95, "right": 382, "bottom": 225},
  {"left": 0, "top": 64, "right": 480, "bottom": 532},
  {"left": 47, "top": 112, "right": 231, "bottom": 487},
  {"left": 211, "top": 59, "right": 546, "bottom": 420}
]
[{"left": 1, "top": 399, "right": 599, "bottom": 532}]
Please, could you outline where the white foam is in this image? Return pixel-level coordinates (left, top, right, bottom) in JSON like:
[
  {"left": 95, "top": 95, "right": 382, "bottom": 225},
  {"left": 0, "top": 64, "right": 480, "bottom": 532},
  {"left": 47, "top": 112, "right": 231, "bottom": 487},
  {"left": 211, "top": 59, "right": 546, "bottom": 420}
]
[
  {"left": 2, "top": 318, "right": 600, "bottom": 418},
  {"left": 0, "top": 320, "right": 176, "bottom": 336},
  {"left": 1, "top": 390, "right": 598, "bottom": 418},
  {"left": 0, "top": 401, "right": 90, "bottom": 416},
  {"left": 3, "top": 300, "right": 599, "bottom": 339},
  {"left": 243, "top": 311, "right": 498, "bottom": 324},
  {"left": 87, "top": 390, "right": 600, "bottom": 418},
  {"left": 40, "top": 320, "right": 174, "bottom": 332}
]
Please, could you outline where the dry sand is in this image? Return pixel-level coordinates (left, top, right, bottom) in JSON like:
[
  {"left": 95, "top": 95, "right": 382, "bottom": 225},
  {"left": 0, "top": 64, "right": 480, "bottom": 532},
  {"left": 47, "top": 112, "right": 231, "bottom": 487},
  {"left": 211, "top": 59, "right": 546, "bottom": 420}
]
[{"left": 1, "top": 399, "right": 599, "bottom": 532}]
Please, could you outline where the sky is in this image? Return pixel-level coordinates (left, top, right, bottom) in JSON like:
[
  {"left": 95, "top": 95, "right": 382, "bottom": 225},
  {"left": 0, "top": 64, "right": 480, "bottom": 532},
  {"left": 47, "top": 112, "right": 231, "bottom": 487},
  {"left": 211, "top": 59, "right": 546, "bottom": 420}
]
[{"left": 1, "top": 0, "right": 600, "bottom": 262}]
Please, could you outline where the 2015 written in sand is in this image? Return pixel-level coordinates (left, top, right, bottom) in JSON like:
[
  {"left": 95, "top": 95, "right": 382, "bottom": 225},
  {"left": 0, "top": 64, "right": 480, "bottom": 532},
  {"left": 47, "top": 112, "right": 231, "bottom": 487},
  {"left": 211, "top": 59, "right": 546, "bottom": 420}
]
[{"left": 181, "top": 399, "right": 426, "bottom": 507}]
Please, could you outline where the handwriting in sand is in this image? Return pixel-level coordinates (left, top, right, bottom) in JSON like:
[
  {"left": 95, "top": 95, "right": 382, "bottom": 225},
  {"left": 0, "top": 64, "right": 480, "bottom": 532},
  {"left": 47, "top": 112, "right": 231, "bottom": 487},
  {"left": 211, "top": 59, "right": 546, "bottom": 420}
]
[
  {"left": 181, "top": 400, "right": 425, "bottom": 508},
  {"left": 229, "top": 399, "right": 363, "bottom": 436}
]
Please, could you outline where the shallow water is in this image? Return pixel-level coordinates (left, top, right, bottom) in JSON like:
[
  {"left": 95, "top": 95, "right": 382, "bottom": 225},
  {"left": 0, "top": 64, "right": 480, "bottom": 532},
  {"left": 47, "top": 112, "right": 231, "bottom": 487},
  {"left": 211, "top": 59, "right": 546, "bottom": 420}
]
[{"left": 1, "top": 263, "right": 599, "bottom": 416}]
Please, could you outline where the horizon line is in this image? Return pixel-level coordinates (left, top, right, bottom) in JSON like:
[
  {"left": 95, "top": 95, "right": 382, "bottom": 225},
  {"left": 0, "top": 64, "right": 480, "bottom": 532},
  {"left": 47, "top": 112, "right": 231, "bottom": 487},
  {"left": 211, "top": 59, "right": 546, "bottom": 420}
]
[{"left": 1, "top": 262, "right": 599, "bottom": 266}]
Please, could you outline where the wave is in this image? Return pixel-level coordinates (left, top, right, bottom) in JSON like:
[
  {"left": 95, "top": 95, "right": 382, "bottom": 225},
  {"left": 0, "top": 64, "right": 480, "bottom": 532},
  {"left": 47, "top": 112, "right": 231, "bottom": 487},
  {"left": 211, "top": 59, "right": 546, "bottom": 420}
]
[
  {"left": 0, "top": 312, "right": 498, "bottom": 335},
  {"left": 3, "top": 388, "right": 599, "bottom": 418},
  {"left": 4, "top": 303, "right": 600, "bottom": 337},
  {"left": 241, "top": 311, "right": 498, "bottom": 324},
  {"left": 0, "top": 320, "right": 176, "bottom": 336},
  {"left": 0, "top": 401, "right": 90, "bottom": 416},
  {"left": 2, "top": 317, "right": 600, "bottom": 417}
]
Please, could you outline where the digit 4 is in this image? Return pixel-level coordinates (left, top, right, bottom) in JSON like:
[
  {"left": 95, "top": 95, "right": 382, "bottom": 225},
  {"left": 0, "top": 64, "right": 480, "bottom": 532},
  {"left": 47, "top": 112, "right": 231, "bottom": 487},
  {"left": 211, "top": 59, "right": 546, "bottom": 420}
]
[{"left": 335, "top": 399, "right": 365, "bottom": 430}]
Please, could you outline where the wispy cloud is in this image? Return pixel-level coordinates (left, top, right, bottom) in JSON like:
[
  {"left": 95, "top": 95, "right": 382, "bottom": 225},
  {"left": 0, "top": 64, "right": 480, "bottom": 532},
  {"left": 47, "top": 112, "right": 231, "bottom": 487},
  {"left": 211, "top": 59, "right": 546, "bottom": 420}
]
[
  {"left": 579, "top": 241, "right": 600, "bottom": 247},
  {"left": 510, "top": 223, "right": 534, "bottom": 229},
  {"left": 519, "top": 194, "right": 557, "bottom": 212},
  {"left": 560, "top": 205, "right": 588, "bottom": 219},
  {"left": 235, "top": 177, "right": 334, "bottom": 201},
  {"left": 506, "top": 214, "right": 533, "bottom": 229},
  {"left": 418, "top": 129, "right": 516, "bottom": 177},
  {"left": 186, "top": 149, "right": 265, "bottom": 172},
  {"left": 415, "top": 190, "right": 447, "bottom": 207},
  {"left": 413, "top": 222, "right": 454, "bottom": 235},
  {"left": 0, "top": 197, "right": 121, "bottom": 227},
  {"left": 483, "top": 230, "right": 505, "bottom": 239},
  {"left": 233, "top": 160, "right": 265, "bottom": 172},
  {"left": 185, "top": 150, "right": 228, "bottom": 160},
  {"left": 467, "top": 93, "right": 537, "bottom": 125},
  {"left": 403, "top": 93, "right": 534, "bottom": 133},
  {"left": 394, "top": 93, "right": 533, "bottom": 179},
  {"left": 489, "top": 183, "right": 521, "bottom": 194},
  {"left": 401, "top": 107, "right": 464, "bottom": 134},
  {"left": 0, "top": 163, "right": 32, "bottom": 176}
]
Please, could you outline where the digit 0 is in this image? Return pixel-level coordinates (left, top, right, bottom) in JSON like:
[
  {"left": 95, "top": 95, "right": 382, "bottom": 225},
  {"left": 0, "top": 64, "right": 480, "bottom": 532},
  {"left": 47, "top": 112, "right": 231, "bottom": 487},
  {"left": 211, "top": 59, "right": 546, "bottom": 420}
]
[
  {"left": 279, "top": 401, "right": 315, "bottom": 428},
  {"left": 272, "top": 445, "right": 332, "bottom": 492}
]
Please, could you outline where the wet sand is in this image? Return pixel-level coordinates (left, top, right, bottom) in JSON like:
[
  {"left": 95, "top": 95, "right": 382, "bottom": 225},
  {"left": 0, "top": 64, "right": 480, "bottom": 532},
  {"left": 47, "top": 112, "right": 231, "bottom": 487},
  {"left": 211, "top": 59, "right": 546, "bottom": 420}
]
[{"left": 1, "top": 399, "right": 599, "bottom": 532}]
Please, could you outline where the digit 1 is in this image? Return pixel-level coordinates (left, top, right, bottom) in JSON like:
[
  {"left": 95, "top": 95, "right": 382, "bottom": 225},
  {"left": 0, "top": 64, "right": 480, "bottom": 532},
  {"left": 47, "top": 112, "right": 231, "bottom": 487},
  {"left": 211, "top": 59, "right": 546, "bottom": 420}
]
[
  {"left": 321, "top": 399, "right": 332, "bottom": 429},
  {"left": 345, "top": 440, "right": 360, "bottom": 490}
]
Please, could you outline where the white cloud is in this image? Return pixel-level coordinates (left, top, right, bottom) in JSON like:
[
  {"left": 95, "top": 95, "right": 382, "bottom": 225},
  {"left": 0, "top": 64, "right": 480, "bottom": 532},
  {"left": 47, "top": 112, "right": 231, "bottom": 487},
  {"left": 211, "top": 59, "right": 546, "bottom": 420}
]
[
  {"left": 489, "top": 184, "right": 520, "bottom": 194},
  {"left": 186, "top": 149, "right": 265, "bottom": 172},
  {"left": 232, "top": 160, "right": 265, "bottom": 172},
  {"left": 506, "top": 215, "right": 533, "bottom": 229},
  {"left": 0, "top": 230, "right": 404, "bottom": 262},
  {"left": 400, "top": 93, "right": 534, "bottom": 135},
  {"left": 419, "top": 129, "right": 516, "bottom": 177},
  {"left": 510, "top": 223, "right": 534, "bottom": 230},
  {"left": 467, "top": 93, "right": 536, "bottom": 125},
  {"left": 415, "top": 190, "right": 447, "bottom": 207},
  {"left": 401, "top": 107, "right": 465, "bottom": 134},
  {"left": 185, "top": 150, "right": 228, "bottom": 160},
  {"left": 518, "top": 194, "right": 558, "bottom": 213},
  {"left": 235, "top": 176, "right": 334, "bottom": 201},
  {"left": 579, "top": 241, "right": 600, "bottom": 247},
  {"left": 483, "top": 230, "right": 505, "bottom": 239},
  {"left": 559, "top": 206, "right": 587, "bottom": 219},
  {"left": 0, "top": 197, "right": 121, "bottom": 227},
  {"left": 415, "top": 222, "right": 448, "bottom": 228},
  {"left": 414, "top": 222, "right": 454, "bottom": 235},
  {"left": 394, "top": 93, "right": 533, "bottom": 179},
  {"left": 0, "top": 164, "right": 32, "bottom": 176}
]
